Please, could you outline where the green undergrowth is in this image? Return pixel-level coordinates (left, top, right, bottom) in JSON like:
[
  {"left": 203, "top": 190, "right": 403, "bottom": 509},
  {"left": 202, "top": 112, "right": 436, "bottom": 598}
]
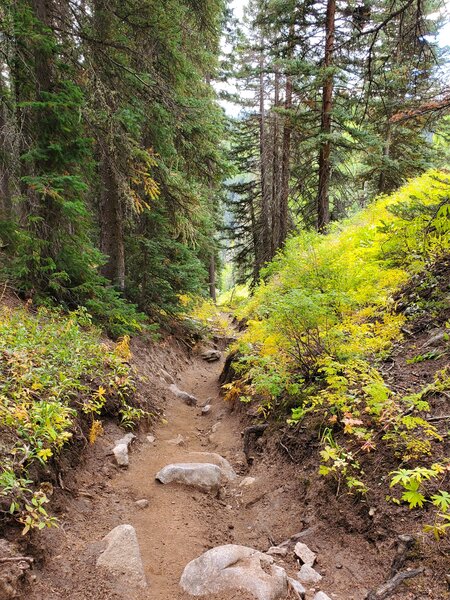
[
  {"left": 0, "top": 304, "right": 147, "bottom": 534},
  {"left": 225, "top": 170, "right": 450, "bottom": 535}
]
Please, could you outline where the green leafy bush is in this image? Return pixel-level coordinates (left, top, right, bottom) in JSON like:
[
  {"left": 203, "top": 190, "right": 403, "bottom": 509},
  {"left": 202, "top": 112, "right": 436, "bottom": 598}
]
[{"left": 0, "top": 304, "right": 146, "bottom": 532}]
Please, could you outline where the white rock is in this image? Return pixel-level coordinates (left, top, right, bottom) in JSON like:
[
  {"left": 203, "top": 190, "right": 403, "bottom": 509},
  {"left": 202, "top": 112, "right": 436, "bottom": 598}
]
[
  {"left": 160, "top": 368, "right": 175, "bottom": 384},
  {"left": 167, "top": 434, "right": 185, "bottom": 446},
  {"left": 201, "top": 404, "right": 212, "bottom": 415},
  {"left": 113, "top": 443, "right": 129, "bottom": 467},
  {"left": 155, "top": 463, "right": 222, "bottom": 492},
  {"left": 239, "top": 477, "right": 256, "bottom": 487},
  {"left": 267, "top": 546, "right": 288, "bottom": 557},
  {"left": 313, "top": 593, "right": 332, "bottom": 600},
  {"left": 115, "top": 432, "right": 136, "bottom": 447},
  {"left": 169, "top": 384, "right": 197, "bottom": 406},
  {"left": 211, "top": 422, "right": 221, "bottom": 433},
  {"left": 96, "top": 524, "right": 146, "bottom": 588},
  {"left": 294, "top": 542, "right": 316, "bottom": 567},
  {"left": 135, "top": 499, "right": 149, "bottom": 509},
  {"left": 146, "top": 434, "right": 156, "bottom": 444},
  {"left": 297, "top": 564, "right": 322, "bottom": 585},
  {"left": 288, "top": 577, "right": 306, "bottom": 599},
  {"left": 180, "top": 544, "right": 288, "bottom": 600},
  {"left": 112, "top": 432, "right": 136, "bottom": 467},
  {"left": 188, "top": 452, "right": 237, "bottom": 481}
]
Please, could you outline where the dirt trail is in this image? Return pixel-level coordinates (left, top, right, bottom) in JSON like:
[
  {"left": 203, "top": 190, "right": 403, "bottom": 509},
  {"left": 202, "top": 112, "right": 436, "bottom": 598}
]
[
  {"left": 23, "top": 344, "right": 392, "bottom": 600},
  {"left": 113, "top": 355, "right": 249, "bottom": 599}
]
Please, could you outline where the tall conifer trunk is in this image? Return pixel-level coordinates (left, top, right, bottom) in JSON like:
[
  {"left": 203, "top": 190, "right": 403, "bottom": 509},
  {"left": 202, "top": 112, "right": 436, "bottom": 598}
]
[
  {"left": 279, "top": 25, "right": 295, "bottom": 248},
  {"left": 93, "top": 0, "right": 126, "bottom": 290},
  {"left": 316, "top": 0, "right": 336, "bottom": 233}
]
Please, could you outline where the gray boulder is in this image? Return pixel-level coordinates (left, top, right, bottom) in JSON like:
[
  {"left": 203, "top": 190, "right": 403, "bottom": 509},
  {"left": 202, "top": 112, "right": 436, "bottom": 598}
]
[
  {"left": 188, "top": 452, "right": 237, "bottom": 481},
  {"left": 155, "top": 463, "right": 222, "bottom": 492},
  {"left": 180, "top": 544, "right": 288, "bottom": 600},
  {"left": 96, "top": 524, "right": 146, "bottom": 588},
  {"left": 169, "top": 384, "right": 197, "bottom": 406}
]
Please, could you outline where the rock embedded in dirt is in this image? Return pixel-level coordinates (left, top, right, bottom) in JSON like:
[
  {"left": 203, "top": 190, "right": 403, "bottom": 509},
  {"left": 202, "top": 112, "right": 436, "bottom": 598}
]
[
  {"left": 294, "top": 542, "right": 316, "bottom": 567},
  {"left": 167, "top": 434, "right": 185, "bottom": 446},
  {"left": 135, "top": 499, "right": 149, "bottom": 509},
  {"left": 113, "top": 443, "right": 129, "bottom": 467},
  {"left": 96, "top": 524, "right": 147, "bottom": 588},
  {"left": 169, "top": 383, "right": 197, "bottom": 406},
  {"left": 313, "top": 593, "right": 332, "bottom": 600},
  {"left": 201, "top": 349, "right": 222, "bottom": 362},
  {"left": 297, "top": 564, "right": 322, "bottom": 585},
  {"left": 155, "top": 462, "right": 222, "bottom": 492},
  {"left": 188, "top": 451, "right": 237, "bottom": 481},
  {"left": 146, "top": 434, "right": 156, "bottom": 444},
  {"left": 267, "top": 546, "right": 288, "bottom": 557},
  {"left": 201, "top": 404, "right": 212, "bottom": 415},
  {"left": 160, "top": 368, "right": 175, "bottom": 384},
  {"left": 239, "top": 476, "right": 256, "bottom": 487},
  {"left": 112, "top": 432, "right": 136, "bottom": 467},
  {"left": 180, "top": 544, "right": 288, "bottom": 600},
  {"left": 288, "top": 577, "right": 306, "bottom": 599}
]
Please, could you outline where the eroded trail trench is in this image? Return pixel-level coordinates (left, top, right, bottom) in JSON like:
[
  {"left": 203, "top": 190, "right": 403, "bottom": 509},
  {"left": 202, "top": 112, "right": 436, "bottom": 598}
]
[{"left": 24, "top": 342, "right": 385, "bottom": 600}]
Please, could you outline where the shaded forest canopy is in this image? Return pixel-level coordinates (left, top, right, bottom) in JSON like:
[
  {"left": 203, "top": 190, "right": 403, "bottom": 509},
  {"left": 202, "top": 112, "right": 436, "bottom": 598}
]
[{"left": 0, "top": 0, "right": 449, "bottom": 324}]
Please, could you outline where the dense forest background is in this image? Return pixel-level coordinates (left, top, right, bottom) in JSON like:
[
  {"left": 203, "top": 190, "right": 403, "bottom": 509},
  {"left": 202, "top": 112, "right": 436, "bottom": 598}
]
[{"left": 0, "top": 0, "right": 449, "bottom": 329}]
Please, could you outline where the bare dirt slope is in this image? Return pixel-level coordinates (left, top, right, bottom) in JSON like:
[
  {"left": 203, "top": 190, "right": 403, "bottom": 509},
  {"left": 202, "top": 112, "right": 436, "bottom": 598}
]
[{"left": 16, "top": 341, "right": 424, "bottom": 600}]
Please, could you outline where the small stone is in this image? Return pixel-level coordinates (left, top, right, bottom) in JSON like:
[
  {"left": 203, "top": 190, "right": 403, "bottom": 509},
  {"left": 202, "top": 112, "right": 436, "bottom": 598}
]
[
  {"left": 201, "top": 349, "right": 222, "bottom": 362},
  {"left": 335, "top": 564, "right": 343, "bottom": 569},
  {"left": 167, "top": 434, "right": 185, "bottom": 446},
  {"left": 313, "top": 593, "right": 332, "bottom": 600},
  {"left": 368, "top": 507, "right": 376, "bottom": 517},
  {"left": 135, "top": 499, "right": 149, "bottom": 509},
  {"left": 239, "top": 477, "right": 256, "bottom": 487},
  {"left": 146, "top": 435, "right": 156, "bottom": 444},
  {"left": 294, "top": 542, "right": 316, "bottom": 567},
  {"left": 160, "top": 369, "right": 175, "bottom": 384},
  {"left": 201, "top": 404, "right": 212, "bottom": 415},
  {"left": 288, "top": 577, "right": 306, "bottom": 599},
  {"left": 267, "top": 546, "right": 288, "bottom": 557},
  {"left": 113, "top": 443, "right": 129, "bottom": 467},
  {"left": 297, "top": 564, "right": 322, "bottom": 585},
  {"left": 169, "top": 384, "right": 197, "bottom": 406},
  {"left": 211, "top": 422, "right": 221, "bottom": 433}
]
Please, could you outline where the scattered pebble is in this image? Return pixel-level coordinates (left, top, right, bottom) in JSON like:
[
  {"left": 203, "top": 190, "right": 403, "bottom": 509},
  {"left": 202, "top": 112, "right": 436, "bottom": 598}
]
[
  {"left": 146, "top": 435, "right": 156, "bottom": 444},
  {"left": 201, "top": 404, "right": 212, "bottom": 415},
  {"left": 167, "top": 434, "right": 185, "bottom": 446},
  {"left": 135, "top": 499, "right": 149, "bottom": 509}
]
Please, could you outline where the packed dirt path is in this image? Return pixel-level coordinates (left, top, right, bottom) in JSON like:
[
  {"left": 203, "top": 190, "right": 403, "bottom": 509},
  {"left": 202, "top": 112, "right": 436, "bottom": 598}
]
[
  {"left": 23, "top": 343, "right": 392, "bottom": 600},
  {"left": 113, "top": 354, "right": 251, "bottom": 599}
]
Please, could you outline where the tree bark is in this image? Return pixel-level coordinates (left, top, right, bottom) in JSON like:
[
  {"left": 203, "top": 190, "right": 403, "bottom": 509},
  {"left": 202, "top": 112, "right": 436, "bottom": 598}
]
[
  {"left": 279, "top": 29, "right": 294, "bottom": 248},
  {"left": 209, "top": 254, "right": 216, "bottom": 303},
  {"left": 270, "top": 67, "right": 281, "bottom": 257},
  {"left": 316, "top": 0, "right": 336, "bottom": 233},
  {"left": 99, "top": 156, "right": 125, "bottom": 290},
  {"left": 257, "top": 39, "right": 270, "bottom": 273}
]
